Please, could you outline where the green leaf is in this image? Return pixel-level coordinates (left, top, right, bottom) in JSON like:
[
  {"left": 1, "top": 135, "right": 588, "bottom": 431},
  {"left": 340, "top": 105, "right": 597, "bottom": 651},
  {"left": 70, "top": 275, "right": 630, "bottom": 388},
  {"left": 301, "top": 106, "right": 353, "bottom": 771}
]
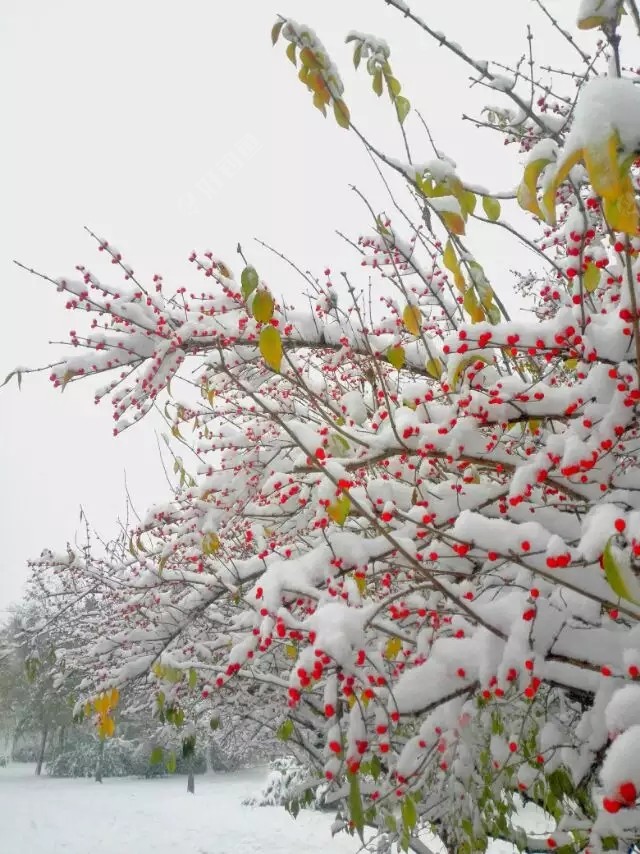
[
  {"left": 188, "top": 668, "right": 197, "bottom": 690},
  {"left": 277, "top": 718, "right": 294, "bottom": 741},
  {"left": 348, "top": 770, "right": 365, "bottom": 842},
  {"left": 150, "top": 746, "right": 164, "bottom": 766},
  {"left": 401, "top": 793, "right": 417, "bottom": 832},
  {"left": 165, "top": 751, "right": 177, "bottom": 773},
  {"left": 461, "top": 190, "right": 477, "bottom": 216},
  {"left": 395, "top": 95, "right": 410, "bottom": 125},
  {"left": 286, "top": 42, "right": 297, "bottom": 66},
  {"left": 353, "top": 43, "right": 363, "bottom": 69},
  {"left": 327, "top": 493, "right": 350, "bottom": 526},
  {"left": 370, "top": 754, "right": 381, "bottom": 782},
  {"left": 372, "top": 69, "right": 383, "bottom": 97},
  {"left": 333, "top": 99, "right": 351, "bottom": 130},
  {"left": 209, "top": 716, "right": 220, "bottom": 731},
  {"left": 241, "top": 265, "right": 259, "bottom": 299},
  {"left": 271, "top": 20, "right": 284, "bottom": 45},
  {"left": 482, "top": 196, "right": 501, "bottom": 221},
  {"left": 603, "top": 536, "right": 640, "bottom": 604},
  {"left": 387, "top": 345, "right": 405, "bottom": 370},
  {"left": 387, "top": 75, "right": 402, "bottom": 97}
]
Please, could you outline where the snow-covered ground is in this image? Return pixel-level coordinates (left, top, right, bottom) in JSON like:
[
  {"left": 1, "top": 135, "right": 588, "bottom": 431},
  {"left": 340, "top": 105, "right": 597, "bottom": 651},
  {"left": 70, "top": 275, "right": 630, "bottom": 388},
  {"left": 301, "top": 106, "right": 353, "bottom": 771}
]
[
  {"left": 0, "top": 764, "right": 361, "bottom": 854},
  {"left": 0, "top": 763, "right": 548, "bottom": 853}
]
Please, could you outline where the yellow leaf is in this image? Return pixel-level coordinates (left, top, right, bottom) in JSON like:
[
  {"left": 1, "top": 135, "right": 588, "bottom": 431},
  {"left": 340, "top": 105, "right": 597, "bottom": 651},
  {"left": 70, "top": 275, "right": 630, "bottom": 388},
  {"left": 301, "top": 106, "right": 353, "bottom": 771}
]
[
  {"left": 577, "top": 14, "right": 608, "bottom": 28},
  {"left": 442, "top": 240, "right": 460, "bottom": 276},
  {"left": 347, "top": 693, "right": 357, "bottom": 709},
  {"left": 602, "top": 178, "right": 639, "bottom": 234},
  {"left": 418, "top": 176, "right": 435, "bottom": 197},
  {"left": 583, "top": 264, "right": 601, "bottom": 293},
  {"left": 460, "top": 190, "right": 477, "bottom": 216},
  {"left": 313, "top": 93, "right": 328, "bottom": 115},
  {"left": 543, "top": 147, "right": 583, "bottom": 224},
  {"left": 251, "top": 288, "right": 275, "bottom": 323},
  {"left": 463, "top": 289, "right": 484, "bottom": 322},
  {"left": 333, "top": 98, "right": 351, "bottom": 129},
  {"left": 425, "top": 357, "right": 443, "bottom": 379},
  {"left": 286, "top": 42, "right": 297, "bottom": 66},
  {"left": 403, "top": 304, "right": 422, "bottom": 337},
  {"left": 584, "top": 132, "right": 621, "bottom": 201},
  {"left": 285, "top": 643, "right": 298, "bottom": 659},
  {"left": 99, "top": 716, "right": 115, "bottom": 739},
  {"left": 454, "top": 270, "right": 466, "bottom": 293},
  {"left": 385, "top": 637, "right": 402, "bottom": 660},
  {"left": 354, "top": 573, "right": 367, "bottom": 595},
  {"left": 451, "top": 355, "right": 490, "bottom": 391},
  {"left": 564, "top": 358, "right": 578, "bottom": 370},
  {"left": 441, "top": 210, "right": 466, "bottom": 235},
  {"left": 482, "top": 196, "right": 501, "bottom": 221},
  {"left": 328, "top": 494, "right": 351, "bottom": 526},
  {"left": 259, "top": 325, "right": 283, "bottom": 372},
  {"left": 299, "top": 47, "right": 321, "bottom": 69},
  {"left": 93, "top": 693, "right": 110, "bottom": 715},
  {"left": 387, "top": 345, "right": 405, "bottom": 370},
  {"left": 202, "top": 532, "right": 221, "bottom": 555}
]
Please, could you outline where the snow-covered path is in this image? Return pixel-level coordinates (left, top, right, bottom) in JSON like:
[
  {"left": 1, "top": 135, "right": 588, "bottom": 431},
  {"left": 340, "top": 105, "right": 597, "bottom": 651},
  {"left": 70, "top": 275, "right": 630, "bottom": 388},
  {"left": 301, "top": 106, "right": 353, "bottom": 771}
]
[{"left": 0, "top": 764, "right": 362, "bottom": 854}]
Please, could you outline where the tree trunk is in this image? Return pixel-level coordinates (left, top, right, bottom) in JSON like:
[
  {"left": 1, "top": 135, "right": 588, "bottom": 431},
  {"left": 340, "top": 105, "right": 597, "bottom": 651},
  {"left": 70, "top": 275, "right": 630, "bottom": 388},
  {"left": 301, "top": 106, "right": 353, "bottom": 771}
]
[
  {"left": 58, "top": 725, "right": 66, "bottom": 752},
  {"left": 35, "top": 725, "right": 48, "bottom": 776},
  {"left": 187, "top": 755, "right": 195, "bottom": 794},
  {"left": 95, "top": 738, "right": 105, "bottom": 783},
  {"left": 11, "top": 728, "right": 19, "bottom": 761}
]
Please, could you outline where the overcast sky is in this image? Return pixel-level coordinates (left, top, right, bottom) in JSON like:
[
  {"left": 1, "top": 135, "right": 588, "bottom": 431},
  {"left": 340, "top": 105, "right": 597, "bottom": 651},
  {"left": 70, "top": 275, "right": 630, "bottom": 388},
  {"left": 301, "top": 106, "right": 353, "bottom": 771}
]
[{"left": 1, "top": 0, "right": 590, "bottom": 611}]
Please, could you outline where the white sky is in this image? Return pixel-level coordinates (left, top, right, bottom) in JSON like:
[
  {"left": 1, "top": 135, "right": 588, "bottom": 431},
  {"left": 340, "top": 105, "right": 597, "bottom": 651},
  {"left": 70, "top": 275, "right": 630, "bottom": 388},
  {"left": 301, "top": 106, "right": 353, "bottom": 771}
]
[{"left": 1, "top": 0, "right": 590, "bottom": 610}]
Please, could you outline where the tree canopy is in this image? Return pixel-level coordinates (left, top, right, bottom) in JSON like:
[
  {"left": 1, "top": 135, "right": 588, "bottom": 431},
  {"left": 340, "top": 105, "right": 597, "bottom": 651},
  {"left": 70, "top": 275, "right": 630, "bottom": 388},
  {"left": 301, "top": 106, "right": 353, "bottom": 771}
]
[{"left": 8, "top": 2, "right": 640, "bottom": 851}]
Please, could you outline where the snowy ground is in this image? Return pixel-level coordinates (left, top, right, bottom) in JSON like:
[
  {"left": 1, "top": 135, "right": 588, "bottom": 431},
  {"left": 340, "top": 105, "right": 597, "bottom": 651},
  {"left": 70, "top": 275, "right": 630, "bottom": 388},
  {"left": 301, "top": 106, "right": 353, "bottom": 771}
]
[
  {"left": 0, "top": 763, "right": 548, "bottom": 853},
  {"left": 0, "top": 764, "right": 362, "bottom": 854}
]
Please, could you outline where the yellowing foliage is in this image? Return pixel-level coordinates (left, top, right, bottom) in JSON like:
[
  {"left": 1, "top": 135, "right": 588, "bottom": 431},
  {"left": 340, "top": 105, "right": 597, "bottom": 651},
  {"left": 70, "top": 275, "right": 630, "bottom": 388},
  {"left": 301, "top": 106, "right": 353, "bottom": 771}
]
[
  {"left": 252, "top": 288, "right": 275, "bottom": 323},
  {"left": 402, "top": 304, "right": 422, "bottom": 337},
  {"left": 259, "top": 325, "right": 284, "bottom": 372}
]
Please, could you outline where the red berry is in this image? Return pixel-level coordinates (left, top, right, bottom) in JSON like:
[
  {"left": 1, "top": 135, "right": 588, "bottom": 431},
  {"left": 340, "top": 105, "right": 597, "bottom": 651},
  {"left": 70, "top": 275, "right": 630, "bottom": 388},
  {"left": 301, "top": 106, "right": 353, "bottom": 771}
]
[
  {"left": 618, "top": 781, "right": 637, "bottom": 805},
  {"left": 603, "top": 797, "right": 622, "bottom": 813}
]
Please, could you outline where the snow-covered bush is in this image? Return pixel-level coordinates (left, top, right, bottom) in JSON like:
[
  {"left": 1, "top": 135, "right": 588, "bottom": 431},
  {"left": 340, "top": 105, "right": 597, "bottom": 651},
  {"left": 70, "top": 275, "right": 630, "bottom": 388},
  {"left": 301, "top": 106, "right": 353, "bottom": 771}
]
[
  {"left": 48, "top": 738, "right": 135, "bottom": 778},
  {"left": 47, "top": 736, "right": 207, "bottom": 779},
  {"left": 244, "top": 755, "right": 327, "bottom": 813},
  {"left": 13, "top": 2, "right": 640, "bottom": 851}
]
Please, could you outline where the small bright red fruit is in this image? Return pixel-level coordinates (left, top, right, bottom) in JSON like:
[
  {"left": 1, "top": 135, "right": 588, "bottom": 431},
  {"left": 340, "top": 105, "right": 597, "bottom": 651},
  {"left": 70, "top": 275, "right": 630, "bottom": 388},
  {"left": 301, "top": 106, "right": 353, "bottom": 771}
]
[
  {"left": 602, "top": 796, "right": 622, "bottom": 813},
  {"left": 618, "top": 781, "right": 637, "bottom": 805}
]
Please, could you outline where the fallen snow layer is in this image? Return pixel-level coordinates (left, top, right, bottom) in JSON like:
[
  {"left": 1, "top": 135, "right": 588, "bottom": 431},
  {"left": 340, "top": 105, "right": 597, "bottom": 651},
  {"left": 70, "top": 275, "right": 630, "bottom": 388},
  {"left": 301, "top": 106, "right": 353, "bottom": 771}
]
[{"left": 0, "top": 763, "right": 545, "bottom": 853}]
